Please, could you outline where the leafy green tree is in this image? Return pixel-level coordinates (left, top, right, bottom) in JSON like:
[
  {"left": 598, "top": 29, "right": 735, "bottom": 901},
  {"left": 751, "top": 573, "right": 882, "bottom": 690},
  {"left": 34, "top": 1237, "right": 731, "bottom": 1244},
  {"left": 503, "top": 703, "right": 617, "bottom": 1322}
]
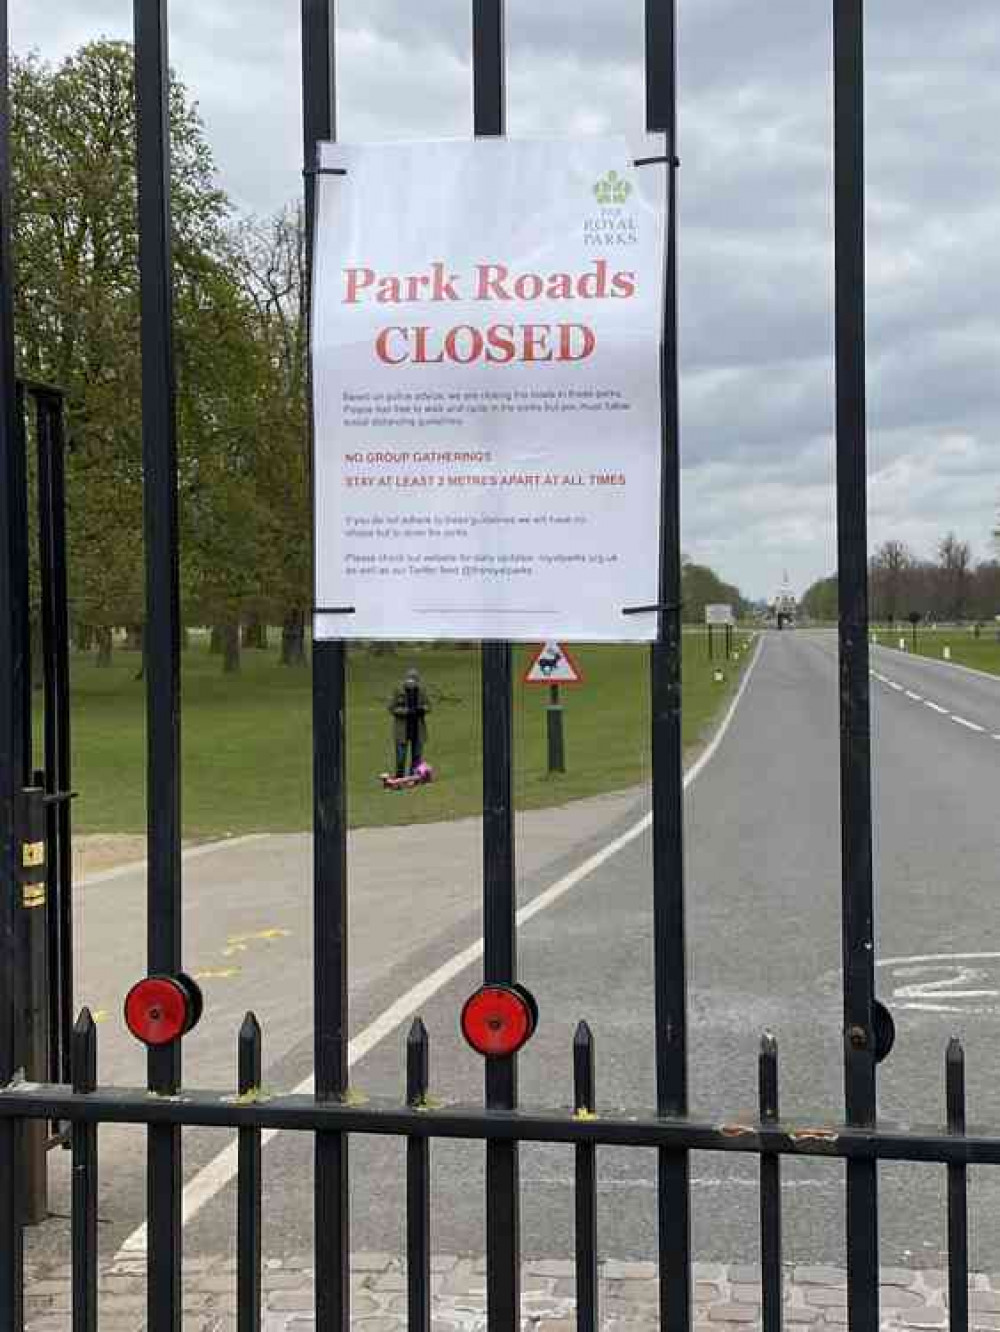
[
  {"left": 12, "top": 41, "right": 266, "bottom": 669},
  {"left": 680, "top": 557, "right": 747, "bottom": 624},
  {"left": 800, "top": 575, "right": 838, "bottom": 622}
]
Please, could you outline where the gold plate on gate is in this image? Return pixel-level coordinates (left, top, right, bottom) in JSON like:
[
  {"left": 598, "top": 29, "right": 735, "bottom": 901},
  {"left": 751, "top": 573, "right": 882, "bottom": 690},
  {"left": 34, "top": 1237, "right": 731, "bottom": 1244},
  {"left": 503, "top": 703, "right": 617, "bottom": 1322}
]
[
  {"left": 22, "top": 885, "right": 46, "bottom": 909},
  {"left": 22, "top": 841, "right": 45, "bottom": 869}
]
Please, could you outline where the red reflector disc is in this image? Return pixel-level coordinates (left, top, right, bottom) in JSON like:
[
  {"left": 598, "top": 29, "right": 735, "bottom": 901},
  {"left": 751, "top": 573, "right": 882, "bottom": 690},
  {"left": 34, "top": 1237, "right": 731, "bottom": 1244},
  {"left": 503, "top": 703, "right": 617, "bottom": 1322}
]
[
  {"left": 124, "top": 976, "right": 190, "bottom": 1047},
  {"left": 461, "top": 985, "right": 533, "bottom": 1057}
]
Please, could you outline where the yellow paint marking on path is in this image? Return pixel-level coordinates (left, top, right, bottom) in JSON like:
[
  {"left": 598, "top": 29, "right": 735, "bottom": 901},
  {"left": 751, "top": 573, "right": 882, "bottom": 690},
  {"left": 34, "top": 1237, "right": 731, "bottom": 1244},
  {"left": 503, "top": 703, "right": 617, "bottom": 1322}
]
[
  {"left": 192, "top": 967, "right": 240, "bottom": 981},
  {"left": 225, "top": 928, "right": 291, "bottom": 946},
  {"left": 92, "top": 1010, "right": 110, "bottom": 1024}
]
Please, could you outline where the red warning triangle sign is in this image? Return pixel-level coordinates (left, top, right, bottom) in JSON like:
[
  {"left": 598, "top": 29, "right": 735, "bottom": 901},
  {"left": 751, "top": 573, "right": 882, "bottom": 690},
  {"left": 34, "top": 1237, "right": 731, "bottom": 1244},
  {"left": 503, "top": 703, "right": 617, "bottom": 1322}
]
[{"left": 523, "top": 642, "right": 584, "bottom": 686}]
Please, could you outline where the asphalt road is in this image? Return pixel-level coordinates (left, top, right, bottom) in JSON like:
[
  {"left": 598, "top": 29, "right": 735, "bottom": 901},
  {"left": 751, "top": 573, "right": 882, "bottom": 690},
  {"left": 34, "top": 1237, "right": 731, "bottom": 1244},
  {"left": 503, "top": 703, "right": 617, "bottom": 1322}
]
[{"left": 27, "top": 630, "right": 1000, "bottom": 1271}]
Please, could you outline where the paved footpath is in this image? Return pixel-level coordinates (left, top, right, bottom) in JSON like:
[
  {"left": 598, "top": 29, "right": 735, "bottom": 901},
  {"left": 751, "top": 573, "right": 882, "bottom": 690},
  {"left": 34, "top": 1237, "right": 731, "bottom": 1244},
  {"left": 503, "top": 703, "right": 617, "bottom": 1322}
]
[{"left": 22, "top": 1255, "right": 997, "bottom": 1330}]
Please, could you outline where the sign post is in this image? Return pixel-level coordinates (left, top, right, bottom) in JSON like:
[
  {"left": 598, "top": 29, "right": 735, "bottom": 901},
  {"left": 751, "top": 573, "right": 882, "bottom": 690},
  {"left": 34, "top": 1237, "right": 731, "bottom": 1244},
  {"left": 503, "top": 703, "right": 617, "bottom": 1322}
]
[
  {"left": 524, "top": 643, "right": 583, "bottom": 774},
  {"left": 704, "top": 603, "right": 734, "bottom": 662}
]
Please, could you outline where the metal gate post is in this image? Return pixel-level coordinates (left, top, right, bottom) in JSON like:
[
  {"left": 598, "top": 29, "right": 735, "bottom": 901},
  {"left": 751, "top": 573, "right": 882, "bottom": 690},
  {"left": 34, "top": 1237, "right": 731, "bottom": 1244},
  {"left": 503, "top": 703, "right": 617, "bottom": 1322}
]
[
  {"left": 472, "top": 4, "right": 522, "bottom": 1328},
  {"left": 0, "top": 0, "right": 27, "bottom": 1318},
  {"left": 17, "top": 786, "right": 48, "bottom": 1224},
  {"left": 833, "top": 4, "right": 879, "bottom": 1331},
  {"left": 645, "top": 1, "right": 692, "bottom": 1328},
  {"left": 300, "top": 2, "right": 351, "bottom": 1328},
  {"left": 133, "top": 0, "right": 185, "bottom": 1326},
  {"left": 35, "top": 390, "right": 74, "bottom": 1088}
]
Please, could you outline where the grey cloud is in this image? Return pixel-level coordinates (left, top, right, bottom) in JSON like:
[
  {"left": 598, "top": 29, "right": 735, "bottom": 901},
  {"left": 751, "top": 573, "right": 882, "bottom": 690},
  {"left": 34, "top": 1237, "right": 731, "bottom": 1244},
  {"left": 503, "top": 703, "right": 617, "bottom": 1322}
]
[{"left": 11, "top": 0, "right": 1000, "bottom": 597}]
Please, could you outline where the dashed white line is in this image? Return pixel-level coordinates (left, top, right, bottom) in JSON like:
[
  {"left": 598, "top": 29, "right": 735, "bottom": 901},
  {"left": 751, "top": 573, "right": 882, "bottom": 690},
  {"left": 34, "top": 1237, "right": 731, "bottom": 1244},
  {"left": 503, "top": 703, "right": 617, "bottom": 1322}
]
[
  {"left": 887, "top": 681, "right": 904, "bottom": 692},
  {"left": 952, "top": 715, "right": 985, "bottom": 733},
  {"left": 925, "top": 701, "right": 949, "bottom": 714},
  {"left": 905, "top": 690, "right": 923, "bottom": 702}
]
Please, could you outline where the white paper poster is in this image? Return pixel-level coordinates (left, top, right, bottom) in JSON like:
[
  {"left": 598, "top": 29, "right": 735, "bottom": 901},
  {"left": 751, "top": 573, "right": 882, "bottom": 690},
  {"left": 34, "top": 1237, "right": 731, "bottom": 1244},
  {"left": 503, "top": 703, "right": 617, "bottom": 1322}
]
[{"left": 311, "top": 137, "right": 666, "bottom": 642}]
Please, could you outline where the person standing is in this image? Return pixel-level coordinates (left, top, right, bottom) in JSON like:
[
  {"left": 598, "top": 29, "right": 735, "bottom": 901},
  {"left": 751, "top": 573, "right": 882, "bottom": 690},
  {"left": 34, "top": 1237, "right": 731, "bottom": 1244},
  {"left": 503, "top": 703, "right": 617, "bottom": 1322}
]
[{"left": 390, "top": 667, "right": 431, "bottom": 777}]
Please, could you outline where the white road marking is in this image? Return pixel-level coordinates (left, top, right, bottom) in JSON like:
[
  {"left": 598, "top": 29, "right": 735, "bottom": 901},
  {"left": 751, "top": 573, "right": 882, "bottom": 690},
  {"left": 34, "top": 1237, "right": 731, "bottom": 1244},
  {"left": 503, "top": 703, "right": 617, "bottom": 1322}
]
[
  {"left": 877, "top": 953, "right": 1000, "bottom": 1017},
  {"left": 118, "top": 639, "right": 766, "bottom": 1255},
  {"left": 887, "top": 681, "right": 903, "bottom": 692},
  {"left": 925, "top": 701, "right": 949, "bottom": 714},
  {"left": 904, "top": 690, "right": 923, "bottom": 702},
  {"left": 994, "top": 734, "right": 1000, "bottom": 742},
  {"left": 951, "top": 715, "right": 984, "bottom": 733},
  {"left": 879, "top": 950, "right": 1000, "bottom": 967}
]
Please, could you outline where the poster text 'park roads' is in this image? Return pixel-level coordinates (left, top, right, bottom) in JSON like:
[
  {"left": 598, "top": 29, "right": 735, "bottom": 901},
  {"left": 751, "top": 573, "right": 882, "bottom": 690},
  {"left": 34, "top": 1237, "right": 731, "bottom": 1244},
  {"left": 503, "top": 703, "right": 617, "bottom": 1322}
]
[{"left": 311, "top": 137, "right": 666, "bottom": 642}]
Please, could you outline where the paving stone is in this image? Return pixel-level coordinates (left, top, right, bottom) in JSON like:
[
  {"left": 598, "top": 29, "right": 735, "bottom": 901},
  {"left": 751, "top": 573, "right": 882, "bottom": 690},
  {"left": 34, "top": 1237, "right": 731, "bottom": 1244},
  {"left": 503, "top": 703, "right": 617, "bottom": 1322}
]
[
  {"left": 796, "top": 1267, "right": 848, "bottom": 1288},
  {"left": 783, "top": 1307, "right": 820, "bottom": 1325},
  {"left": 372, "top": 1272, "right": 409, "bottom": 1293},
  {"left": 526, "top": 1259, "right": 574, "bottom": 1278},
  {"left": 707, "top": 1304, "right": 760, "bottom": 1323},
  {"left": 804, "top": 1287, "right": 848, "bottom": 1308},
  {"left": 353, "top": 1253, "right": 396, "bottom": 1273},
  {"left": 603, "top": 1260, "right": 657, "bottom": 1281},
  {"left": 879, "top": 1287, "right": 925, "bottom": 1309},
  {"left": 695, "top": 1282, "right": 724, "bottom": 1304},
  {"left": 820, "top": 1310, "right": 848, "bottom": 1326},
  {"left": 897, "top": 1316, "right": 947, "bottom": 1330},
  {"left": 694, "top": 1264, "right": 728, "bottom": 1284},
  {"left": 730, "top": 1283, "right": 762, "bottom": 1304},
  {"left": 617, "top": 1280, "right": 659, "bottom": 1304},
  {"left": 974, "top": 1293, "right": 1000, "bottom": 1313},
  {"left": 263, "top": 1271, "right": 315, "bottom": 1290},
  {"left": 880, "top": 1268, "right": 920, "bottom": 1289},
  {"left": 267, "top": 1289, "right": 315, "bottom": 1312}
]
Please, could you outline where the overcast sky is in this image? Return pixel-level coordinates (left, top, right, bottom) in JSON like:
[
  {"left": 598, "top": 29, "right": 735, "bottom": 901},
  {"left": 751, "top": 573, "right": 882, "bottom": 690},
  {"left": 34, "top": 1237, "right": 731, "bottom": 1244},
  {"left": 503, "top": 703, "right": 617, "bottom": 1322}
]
[{"left": 11, "top": 1, "right": 1000, "bottom": 600}]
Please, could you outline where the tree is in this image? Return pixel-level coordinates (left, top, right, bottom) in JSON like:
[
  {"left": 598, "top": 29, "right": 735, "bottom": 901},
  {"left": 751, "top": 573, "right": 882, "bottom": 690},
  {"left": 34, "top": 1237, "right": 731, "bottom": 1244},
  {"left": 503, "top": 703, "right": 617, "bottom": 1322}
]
[
  {"left": 12, "top": 41, "right": 268, "bottom": 669},
  {"left": 869, "top": 540, "right": 912, "bottom": 624},
  {"left": 937, "top": 532, "right": 971, "bottom": 622},
  {"left": 800, "top": 575, "right": 838, "bottom": 622},
  {"left": 679, "top": 557, "right": 747, "bottom": 624},
  {"left": 232, "top": 206, "right": 311, "bottom": 665}
]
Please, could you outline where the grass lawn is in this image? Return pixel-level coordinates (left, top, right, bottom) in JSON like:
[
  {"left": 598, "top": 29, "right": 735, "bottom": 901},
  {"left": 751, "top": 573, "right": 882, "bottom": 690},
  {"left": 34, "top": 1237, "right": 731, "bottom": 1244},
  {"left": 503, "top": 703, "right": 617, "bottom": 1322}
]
[
  {"left": 48, "top": 630, "right": 756, "bottom": 837},
  {"left": 874, "top": 625, "right": 1000, "bottom": 676}
]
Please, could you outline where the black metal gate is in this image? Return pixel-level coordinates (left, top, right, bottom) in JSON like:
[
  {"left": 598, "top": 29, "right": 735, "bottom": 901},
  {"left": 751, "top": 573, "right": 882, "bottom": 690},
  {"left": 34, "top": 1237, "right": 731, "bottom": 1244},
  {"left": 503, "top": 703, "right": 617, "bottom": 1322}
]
[{"left": 0, "top": 2, "right": 981, "bottom": 1331}]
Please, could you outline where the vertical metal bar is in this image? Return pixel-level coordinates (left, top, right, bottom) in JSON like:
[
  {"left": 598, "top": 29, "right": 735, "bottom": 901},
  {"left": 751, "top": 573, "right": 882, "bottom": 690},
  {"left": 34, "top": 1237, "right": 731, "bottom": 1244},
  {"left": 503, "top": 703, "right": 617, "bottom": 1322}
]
[
  {"left": 946, "top": 1040, "right": 968, "bottom": 1332},
  {"left": 12, "top": 383, "right": 29, "bottom": 785},
  {"left": 300, "top": 2, "right": 350, "bottom": 1328},
  {"left": 645, "top": 2, "right": 690, "bottom": 1330},
  {"left": 406, "top": 1019, "right": 431, "bottom": 1332},
  {"left": 574, "top": 1022, "right": 598, "bottom": 1332},
  {"left": 472, "top": 5, "right": 519, "bottom": 1328},
  {"left": 35, "top": 396, "right": 60, "bottom": 1085},
  {"left": 0, "top": 0, "right": 24, "bottom": 1316},
  {"left": 833, "top": 5, "right": 879, "bottom": 1332},
  {"left": 133, "top": 0, "right": 183, "bottom": 1326},
  {"left": 18, "top": 785, "right": 48, "bottom": 1224},
  {"left": 238, "top": 1014, "right": 262, "bottom": 1332},
  {"left": 71, "top": 1010, "right": 98, "bottom": 1332},
  {"left": 40, "top": 393, "right": 73, "bottom": 1087},
  {"left": 759, "top": 1035, "right": 783, "bottom": 1332}
]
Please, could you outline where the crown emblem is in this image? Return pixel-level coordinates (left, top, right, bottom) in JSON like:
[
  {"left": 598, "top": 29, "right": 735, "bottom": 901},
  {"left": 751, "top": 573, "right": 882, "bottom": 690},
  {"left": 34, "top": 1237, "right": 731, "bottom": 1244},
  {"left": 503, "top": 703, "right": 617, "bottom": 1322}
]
[{"left": 593, "top": 169, "right": 632, "bottom": 206}]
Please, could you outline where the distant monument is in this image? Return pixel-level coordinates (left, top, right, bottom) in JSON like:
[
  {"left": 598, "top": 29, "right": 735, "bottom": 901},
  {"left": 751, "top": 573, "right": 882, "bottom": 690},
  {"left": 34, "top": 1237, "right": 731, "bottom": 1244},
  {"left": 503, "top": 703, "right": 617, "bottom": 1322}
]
[{"left": 771, "top": 570, "right": 797, "bottom": 629}]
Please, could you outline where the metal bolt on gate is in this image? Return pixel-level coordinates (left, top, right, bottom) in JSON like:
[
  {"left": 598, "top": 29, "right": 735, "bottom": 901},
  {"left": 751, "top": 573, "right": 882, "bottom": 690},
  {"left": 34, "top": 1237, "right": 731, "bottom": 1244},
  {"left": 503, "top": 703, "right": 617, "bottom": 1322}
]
[{"left": 0, "top": 3, "right": 989, "bottom": 1332}]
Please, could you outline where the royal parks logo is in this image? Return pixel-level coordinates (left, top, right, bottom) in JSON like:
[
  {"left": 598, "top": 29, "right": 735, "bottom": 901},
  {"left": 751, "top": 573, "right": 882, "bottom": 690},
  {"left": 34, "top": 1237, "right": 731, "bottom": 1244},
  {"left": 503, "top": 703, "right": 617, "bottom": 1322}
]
[{"left": 584, "top": 169, "right": 638, "bottom": 247}]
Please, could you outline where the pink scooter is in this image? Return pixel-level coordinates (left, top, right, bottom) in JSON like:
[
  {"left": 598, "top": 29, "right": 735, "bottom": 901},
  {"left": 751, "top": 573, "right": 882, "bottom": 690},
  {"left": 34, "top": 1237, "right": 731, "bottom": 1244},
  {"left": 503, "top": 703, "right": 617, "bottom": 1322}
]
[{"left": 381, "top": 760, "right": 434, "bottom": 791}]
